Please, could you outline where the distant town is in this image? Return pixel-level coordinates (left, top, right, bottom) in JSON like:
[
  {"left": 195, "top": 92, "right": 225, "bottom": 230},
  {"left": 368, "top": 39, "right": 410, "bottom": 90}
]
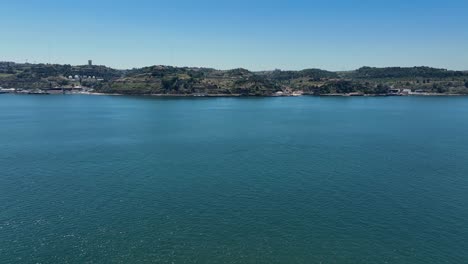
[{"left": 1, "top": 61, "right": 467, "bottom": 96}]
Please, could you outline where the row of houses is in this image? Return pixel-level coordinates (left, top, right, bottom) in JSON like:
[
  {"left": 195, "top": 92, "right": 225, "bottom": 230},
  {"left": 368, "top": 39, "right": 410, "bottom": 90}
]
[
  {"left": 0, "top": 87, "right": 87, "bottom": 95},
  {"left": 68, "top": 75, "right": 104, "bottom": 81},
  {"left": 0, "top": 88, "right": 16, "bottom": 93},
  {"left": 388, "top": 88, "right": 427, "bottom": 95}
]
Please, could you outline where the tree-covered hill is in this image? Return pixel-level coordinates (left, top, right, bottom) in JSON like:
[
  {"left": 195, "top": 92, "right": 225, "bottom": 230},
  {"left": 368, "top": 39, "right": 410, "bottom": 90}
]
[
  {"left": 343, "top": 66, "right": 466, "bottom": 79},
  {"left": 1, "top": 62, "right": 467, "bottom": 95}
]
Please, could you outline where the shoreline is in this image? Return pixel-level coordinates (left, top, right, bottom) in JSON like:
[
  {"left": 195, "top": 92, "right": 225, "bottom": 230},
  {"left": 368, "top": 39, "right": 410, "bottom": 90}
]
[
  {"left": 1, "top": 90, "right": 467, "bottom": 97},
  {"left": 76, "top": 92, "right": 468, "bottom": 97}
]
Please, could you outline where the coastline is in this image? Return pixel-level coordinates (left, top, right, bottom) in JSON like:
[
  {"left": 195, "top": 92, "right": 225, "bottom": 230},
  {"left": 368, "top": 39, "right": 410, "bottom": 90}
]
[
  {"left": 1, "top": 88, "right": 467, "bottom": 97},
  {"left": 86, "top": 92, "right": 468, "bottom": 97},
  {"left": 2, "top": 91, "right": 467, "bottom": 97}
]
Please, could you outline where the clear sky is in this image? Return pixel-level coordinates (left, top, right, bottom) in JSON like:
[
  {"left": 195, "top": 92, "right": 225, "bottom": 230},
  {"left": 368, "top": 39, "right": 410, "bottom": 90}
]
[{"left": 1, "top": 0, "right": 468, "bottom": 71}]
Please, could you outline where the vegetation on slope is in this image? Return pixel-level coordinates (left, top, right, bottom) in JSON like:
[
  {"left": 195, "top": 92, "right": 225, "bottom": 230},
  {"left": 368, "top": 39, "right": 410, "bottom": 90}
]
[{"left": 1, "top": 62, "right": 468, "bottom": 95}]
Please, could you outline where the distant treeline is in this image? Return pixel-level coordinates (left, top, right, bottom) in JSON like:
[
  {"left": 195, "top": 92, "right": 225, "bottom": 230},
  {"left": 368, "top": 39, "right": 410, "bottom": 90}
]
[
  {"left": 1, "top": 62, "right": 468, "bottom": 95},
  {"left": 346, "top": 66, "right": 467, "bottom": 79}
]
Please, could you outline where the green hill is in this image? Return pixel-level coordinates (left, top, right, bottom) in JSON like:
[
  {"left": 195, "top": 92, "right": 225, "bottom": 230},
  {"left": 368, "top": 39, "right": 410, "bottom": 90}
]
[{"left": 1, "top": 62, "right": 467, "bottom": 95}]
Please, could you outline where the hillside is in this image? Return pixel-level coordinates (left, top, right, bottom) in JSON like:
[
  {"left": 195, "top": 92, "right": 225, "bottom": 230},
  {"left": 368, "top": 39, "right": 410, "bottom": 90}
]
[{"left": 1, "top": 62, "right": 467, "bottom": 95}]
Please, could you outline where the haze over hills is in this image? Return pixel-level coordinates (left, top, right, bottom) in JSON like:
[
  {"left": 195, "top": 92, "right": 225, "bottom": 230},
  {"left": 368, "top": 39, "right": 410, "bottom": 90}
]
[{"left": 1, "top": 61, "right": 468, "bottom": 96}]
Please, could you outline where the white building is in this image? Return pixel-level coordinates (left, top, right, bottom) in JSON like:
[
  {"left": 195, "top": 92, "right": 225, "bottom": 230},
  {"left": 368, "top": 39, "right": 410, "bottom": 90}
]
[{"left": 401, "top": 89, "right": 412, "bottom": 95}]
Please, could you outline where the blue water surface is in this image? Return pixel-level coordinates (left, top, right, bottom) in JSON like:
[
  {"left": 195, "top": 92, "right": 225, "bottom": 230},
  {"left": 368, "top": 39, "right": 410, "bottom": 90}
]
[{"left": 1, "top": 95, "right": 468, "bottom": 263}]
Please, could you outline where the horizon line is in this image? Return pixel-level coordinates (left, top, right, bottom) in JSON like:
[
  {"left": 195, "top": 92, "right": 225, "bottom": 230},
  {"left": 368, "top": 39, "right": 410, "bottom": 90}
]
[{"left": 1, "top": 60, "right": 467, "bottom": 73}]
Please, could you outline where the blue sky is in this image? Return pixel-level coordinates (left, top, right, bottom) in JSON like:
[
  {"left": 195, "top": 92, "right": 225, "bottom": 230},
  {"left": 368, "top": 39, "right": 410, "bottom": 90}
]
[{"left": 1, "top": 0, "right": 467, "bottom": 70}]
